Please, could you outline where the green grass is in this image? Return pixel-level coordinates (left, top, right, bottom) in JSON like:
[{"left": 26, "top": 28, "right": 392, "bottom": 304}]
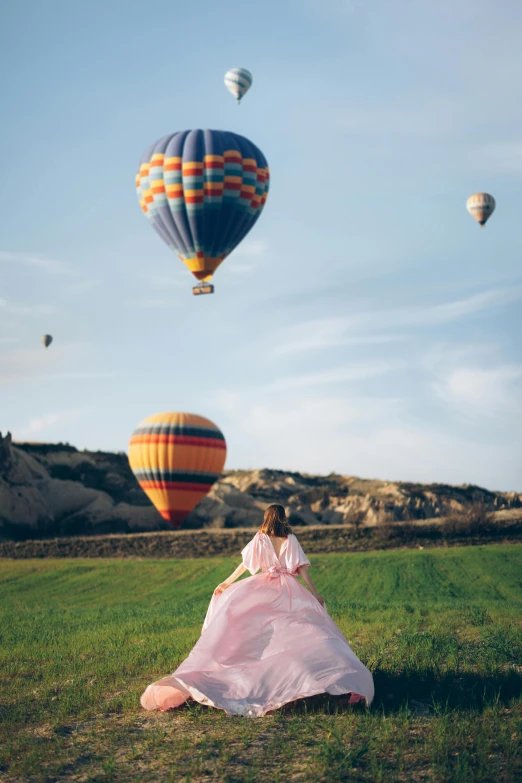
[{"left": 1, "top": 545, "right": 521, "bottom": 782}]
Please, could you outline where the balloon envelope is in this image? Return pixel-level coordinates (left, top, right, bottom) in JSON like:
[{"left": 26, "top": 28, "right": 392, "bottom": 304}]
[
  {"left": 224, "top": 67, "right": 253, "bottom": 102},
  {"left": 136, "top": 129, "right": 269, "bottom": 283},
  {"left": 128, "top": 412, "right": 227, "bottom": 528},
  {"left": 41, "top": 334, "right": 53, "bottom": 349},
  {"left": 466, "top": 193, "right": 496, "bottom": 226}
]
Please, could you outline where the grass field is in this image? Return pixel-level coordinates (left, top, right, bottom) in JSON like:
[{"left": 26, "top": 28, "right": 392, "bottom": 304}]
[{"left": 1, "top": 545, "right": 521, "bottom": 782}]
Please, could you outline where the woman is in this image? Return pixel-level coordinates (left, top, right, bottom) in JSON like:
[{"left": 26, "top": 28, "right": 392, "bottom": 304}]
[{"left": 141, "top": 504, "right": 374, "bottom": 717}]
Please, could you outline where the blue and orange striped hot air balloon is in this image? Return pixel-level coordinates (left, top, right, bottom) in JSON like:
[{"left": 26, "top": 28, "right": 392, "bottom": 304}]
[
  {"left": 136, "top": 129, "right": 269, "bottom": 294},
  {"left": 128, "top": 413, "right": 227, "bottom": 528}
]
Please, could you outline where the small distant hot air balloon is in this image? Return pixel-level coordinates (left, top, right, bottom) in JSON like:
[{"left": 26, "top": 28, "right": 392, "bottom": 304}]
[
  {"left": 128, "top": 412, "right": 227, "bottom": 528},
  {"left": 224, "top": 67, "right": 253, "bottom": 103},
  {"left": 466, "top": 193, "right": 496, "bottom": 226},
  {"left": 136, "top": 129, "right": 269, "bottom": 294},
  {"left": 41, "top": 334, "right": 53, "bottom": 349}
]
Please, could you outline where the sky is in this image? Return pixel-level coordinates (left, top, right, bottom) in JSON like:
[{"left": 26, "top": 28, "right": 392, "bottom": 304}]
[{"left": 0, "top": 0, "right": 521, "bottom": 491}]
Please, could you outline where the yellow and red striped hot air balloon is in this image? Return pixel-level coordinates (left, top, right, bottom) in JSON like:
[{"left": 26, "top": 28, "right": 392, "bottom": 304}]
[{"left": 128, "top": 412, "right": 227, "bottom": 528}]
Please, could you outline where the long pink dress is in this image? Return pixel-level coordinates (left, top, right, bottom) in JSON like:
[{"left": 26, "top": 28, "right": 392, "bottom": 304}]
[{"left": 140, "top": 532, "right": 374, "bottom": 717}]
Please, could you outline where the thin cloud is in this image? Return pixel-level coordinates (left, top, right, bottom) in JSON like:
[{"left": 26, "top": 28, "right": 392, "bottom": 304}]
[
  {"left": 0, "top": 298, "right": 55, "bottom": 316},
  {"left": 236, "top": 393, "right": 520, "bottom": 490},
  {"left": 0, "top": 251, "right": 72, "bottom": 276},
  {"left": 0, "top": 344, "right": 100, "bottom": 383},
  {"left": 440, "top": 366, "right": 522, "bottom": 416},
  {"left": 275, "top": 330, "right": 407, "bottom": 356},
  {"left": 210, "top": 390, "right": 240, "bottom": 414},
  {"left": 234, "top": 239, "right": 267, "bottom": 258},
  {"left": 471, "top": 140, "right": 522, "bottom": 174},
  {"left": 242, "top": 396, "right": 368, "bottom": 438},
  {"left": 143, "top": 275, "right": 187, "bottom": 291},
  {"left": 226, "top": 263, "right": 256, "bottom": 276},
  {"left": 416, "top": 288, "right": 522, "bottom": 326},
  {"left": 226, "top": 240, "right": 267, "bottom": 275},
  {"left": 36, "top": 372, "right": 117, "bottom": 381},
  {"left": 263, "top": 360, "right": 406, "bottom": 393},
  {"left": 274, "top": 287, "right": 522, "bottom": 355},
  {"left": 16, "top": 409, "right": 89, "bottom": 440},
  {"left": 65, "top": 280, "right": 100, "bottom": 294},
  {"left": 128, "top": 298, "right": 178, "bottom": 308},
  {"left": 425, "top": 343, "right": 522, "bottom": 420},
  {"left": 205, "top": 362, "right": 405, "bottom": 406}
]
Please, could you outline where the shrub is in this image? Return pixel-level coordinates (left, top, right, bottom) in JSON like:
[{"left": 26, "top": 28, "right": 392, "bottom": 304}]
[
  {"left": 444, "top": 500, "right": 494, "bottom": 537},
  {"left": 344, "top": 508, "right": 366, "bottom": 534},
  {"left": 372, "top": 512, "right": 396, "bottom": 541}
]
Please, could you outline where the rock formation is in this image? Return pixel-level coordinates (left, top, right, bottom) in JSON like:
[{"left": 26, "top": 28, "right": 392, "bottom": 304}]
[
  {"left": 0, "top": 434, "right": 162, "bottom": 538},
  {"left": 0, "top": 436, "right": 520, "bottom": 539}
]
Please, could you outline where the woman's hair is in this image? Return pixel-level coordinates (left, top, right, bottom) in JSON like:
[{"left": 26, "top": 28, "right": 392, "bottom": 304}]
[{"left": 259, "top": 504, "right": 292, "bottom": 537}]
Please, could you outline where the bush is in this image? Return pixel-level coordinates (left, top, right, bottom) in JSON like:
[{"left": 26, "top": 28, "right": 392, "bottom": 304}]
[
  {"left": 344, "top": 509, "right": 366, "bottom": 534},
  {"left": 444, "top": 501, "right": 494, "bottom": 537},
  {"left": 372, "top": 512, "right": 396, "bottom": 541}
]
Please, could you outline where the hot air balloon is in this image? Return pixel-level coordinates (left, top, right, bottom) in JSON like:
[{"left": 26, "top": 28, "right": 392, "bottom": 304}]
[
  {"left": 466, "top": 193, "right": 496, "bottom": 226},
  {"left": 128, "top": 412, "right": 227, "bottom": 528},
  {"left": 136, "top": 129, "right": 269, "bottom": 295},
  {"left": 41, "top": 334, "right": 53, "bottom": 349},
  {"left": 224, "top": 67, "right": 253, "bottom": 103}
]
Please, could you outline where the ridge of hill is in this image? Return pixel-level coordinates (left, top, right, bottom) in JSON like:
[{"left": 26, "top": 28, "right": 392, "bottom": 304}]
[{"left": 0, "top": 433, "right": 520, "bottom": 539}]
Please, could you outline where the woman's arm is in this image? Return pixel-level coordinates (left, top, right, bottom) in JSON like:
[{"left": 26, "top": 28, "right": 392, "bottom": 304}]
[
  {"left": 213, "top": 562, "right": 249, "bottom": 595},
  {"left": 297, "top": 565, "right": 325, "bottom": 607}
]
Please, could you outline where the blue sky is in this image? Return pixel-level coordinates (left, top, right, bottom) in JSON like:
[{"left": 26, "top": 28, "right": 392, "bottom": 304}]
[{"left": 1, "top": 0, "right": 521, "bottom": 490}]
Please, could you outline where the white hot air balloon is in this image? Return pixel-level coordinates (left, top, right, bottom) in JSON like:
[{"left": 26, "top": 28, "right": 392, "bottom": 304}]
[
  {"left": 466, "top": 193, "right": 496, "bottom": 227},
  {"left": 224, "top": 67, "right": 253, "bottom": 104},
  {"left": 41, "top": 334, "right": 53, "bottom": 349}
]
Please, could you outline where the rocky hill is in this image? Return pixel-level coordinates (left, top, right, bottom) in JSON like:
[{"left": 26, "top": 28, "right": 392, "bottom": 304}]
[{"left": 0, "top": 432, "right": 520, "bottom": 539}]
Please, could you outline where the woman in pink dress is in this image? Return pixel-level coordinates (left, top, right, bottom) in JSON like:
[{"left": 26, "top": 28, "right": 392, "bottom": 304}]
[{"left": 140, "top": 504, "right": 374, "bottom": 717}]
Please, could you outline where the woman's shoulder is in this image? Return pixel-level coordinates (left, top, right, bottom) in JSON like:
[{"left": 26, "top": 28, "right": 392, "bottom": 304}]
[
  {"left": 244, "top": 531, "right": 262, "bottom": 547},
  {"left": 288, "top": 533, "right": 305, "bottom": 548}
]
